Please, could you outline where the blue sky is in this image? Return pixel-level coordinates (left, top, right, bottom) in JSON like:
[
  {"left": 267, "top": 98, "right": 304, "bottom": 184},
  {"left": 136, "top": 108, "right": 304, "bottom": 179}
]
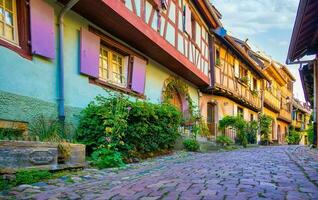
[{"left": 211, "top": 0, "right": 305, "bottom": 101}]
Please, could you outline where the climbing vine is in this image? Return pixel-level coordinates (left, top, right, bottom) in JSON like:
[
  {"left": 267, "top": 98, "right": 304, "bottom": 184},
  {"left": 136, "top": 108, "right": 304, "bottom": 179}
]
[{"left": 162, "top": 76, "right": 195, "bottom": 117}]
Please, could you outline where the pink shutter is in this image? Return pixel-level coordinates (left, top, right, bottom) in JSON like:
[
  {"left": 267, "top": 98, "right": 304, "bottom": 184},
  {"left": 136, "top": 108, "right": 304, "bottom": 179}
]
[
  {"left": 184, "top": 5, "right": 192, "bottom": 37},
  {"left": 131, "top": 56, "right": 147, "bottom": 94},
  {"left": 30, "top": 0, "right": 55, "bottom": 59},
  {"left": 80, "top": 28, "right": 100, "bottom": 78}
]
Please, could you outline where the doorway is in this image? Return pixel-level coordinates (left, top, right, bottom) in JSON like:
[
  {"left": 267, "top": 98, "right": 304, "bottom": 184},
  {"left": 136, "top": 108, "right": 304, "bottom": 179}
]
[{"left": 207, "top": 103, "right": 217, "bottom": 138}]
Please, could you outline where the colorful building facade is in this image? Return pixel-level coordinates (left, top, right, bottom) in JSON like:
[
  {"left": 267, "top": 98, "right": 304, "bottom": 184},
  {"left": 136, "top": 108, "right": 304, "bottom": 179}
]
[
  {"left": 0, "top": 0, "right": 305, "bottom": 146},
  {"left": 0, "top": 0, "right": 220, "bottom": 131},
  {"left": 292, "top": 99, "right": 311, "bottom": 145}
]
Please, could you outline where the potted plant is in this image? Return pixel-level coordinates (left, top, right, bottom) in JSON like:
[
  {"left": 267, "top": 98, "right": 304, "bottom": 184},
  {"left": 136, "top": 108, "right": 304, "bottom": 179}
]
[
  {"left": 240, "top": 76, "right": 249, "bottom": 85},
  {"left": 251, "top": 89, "right": 259, "bottom": 97}
]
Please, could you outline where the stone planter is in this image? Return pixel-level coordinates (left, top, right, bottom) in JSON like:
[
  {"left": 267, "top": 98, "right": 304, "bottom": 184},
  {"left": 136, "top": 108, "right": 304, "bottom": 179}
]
[{"left": 0, "top": 140, "right": 85, "bottom": 172}]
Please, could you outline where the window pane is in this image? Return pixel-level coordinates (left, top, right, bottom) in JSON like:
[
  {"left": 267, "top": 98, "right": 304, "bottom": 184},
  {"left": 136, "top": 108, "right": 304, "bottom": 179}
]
[
  {"left": 166, "top": 22, "right": 175, "bottom": 46},
  {"left": 135, "top": 0, "right": 141, "bottom": 17},
  {"left": 0, "top": 22, "right": 3, "bottom": 36},
  {"left": 168, "top": 2, "right": 176, "bottom": 23},
  {"left": 4, "top": 10, "right": 12, "bottom": 25},
  {"left": 5, "top": 0, "right": 12, "bottom": 11},
  {"left": 99, "top": 47, "right": 109, "bottom": 80},
  {"left": 5, "top": 24, "right": 13, "bottom": 40},
  {"left": 125, "top": 0, "right": 133, "bottom": 11},
  {"left": 0, "top": 8, "right": 4, "bottom": 22}
]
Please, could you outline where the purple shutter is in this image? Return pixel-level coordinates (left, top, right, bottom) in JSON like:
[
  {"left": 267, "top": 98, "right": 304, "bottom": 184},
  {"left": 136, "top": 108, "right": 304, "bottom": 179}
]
[
  {"left": 184, "top": 5, "right": 191, "bottom": 37},
  {"left": 30, "top": 0, "right": 55, "bottom": 59},
  {"left": 131, "top": 56, "right": 147, "bottom": 94},
  {"left": 80, "top": 28, "right": 100, "bottom": 78}
]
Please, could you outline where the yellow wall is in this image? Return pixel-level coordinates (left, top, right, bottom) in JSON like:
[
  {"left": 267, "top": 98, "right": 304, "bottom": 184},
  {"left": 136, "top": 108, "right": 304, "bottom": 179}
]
[{"left": 200, "top": 95, "right": 258, "bottom": 135}]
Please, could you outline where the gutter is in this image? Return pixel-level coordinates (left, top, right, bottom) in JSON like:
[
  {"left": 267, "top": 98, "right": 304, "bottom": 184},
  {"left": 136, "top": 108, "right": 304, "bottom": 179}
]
[{"left": 57, "top": 0, "right": 80, "bottom": 121}]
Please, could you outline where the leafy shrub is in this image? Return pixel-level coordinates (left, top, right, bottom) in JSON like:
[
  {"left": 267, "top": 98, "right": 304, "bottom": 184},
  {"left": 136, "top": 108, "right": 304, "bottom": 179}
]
[
  {"left": 307, "top": 124, "right": 314, "bottom": 145},
  {"left": 91, "top": 148, "right": 125, "bottom": 169},
  {"left": 259, "top": 114, "right": 272, "bottom": 145},
  {"left": 286, "top": 129, "right": 302, "bottom": 145},
  {"left": 246, "top": 120, "right": 258, "bottom": 144},
  {"left": 216, "top": 135, "right": 234, "bottom": 146},
  {"left": 183, "top": 139, "right": 200, "bottom": 151},
  {"left": 218, "top": 116, "right": 248, "bottom": 147},
  {"left": 77, "top": 92, "right": 182, "bottom": 161}
]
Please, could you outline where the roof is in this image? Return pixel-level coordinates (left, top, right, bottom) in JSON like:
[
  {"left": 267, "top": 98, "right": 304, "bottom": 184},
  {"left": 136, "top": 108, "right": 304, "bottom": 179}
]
[
  {"left": 287, "top": 0, "right": 318, "bottom": 63},
  {"left": 275, "top": 62, "right": 296, "bottom": 81},
  {"left": 292, "top": 98, "right": 312, "bottom": 114},
  {"left": 220, "top": 35, "right": 268, "bottom": 80},
  {"left": 299, "top": 63, "right": 314, "bottom": 106}
]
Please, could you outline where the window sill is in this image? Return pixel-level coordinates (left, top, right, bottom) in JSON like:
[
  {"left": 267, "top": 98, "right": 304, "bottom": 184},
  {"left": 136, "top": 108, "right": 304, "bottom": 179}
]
[
  {"left": 0, "top": 39, "right": 32, "bottom": 60},
  {"left": 89, "top": 78, "right": 145, "bottom": 99}
]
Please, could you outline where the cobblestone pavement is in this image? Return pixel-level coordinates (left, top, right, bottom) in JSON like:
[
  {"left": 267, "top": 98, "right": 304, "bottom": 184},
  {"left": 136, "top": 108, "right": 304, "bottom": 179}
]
[{"left": 2, "top": 146, "right": 318, "bottom": 200}]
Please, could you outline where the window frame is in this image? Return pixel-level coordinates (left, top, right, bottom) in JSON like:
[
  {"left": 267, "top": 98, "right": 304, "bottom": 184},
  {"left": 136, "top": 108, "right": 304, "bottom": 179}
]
[
  {"left": 0, "top": 0, "right": 31, "bottom": 59},
  {"left": 99, "top": 45, "right": 128, "bottom": 88},
  {"left": 0, "top": 0, "right": 19, "bottom": 44},
  {"left": 88, "top": 26, "right": 147, "bottom": 98}
]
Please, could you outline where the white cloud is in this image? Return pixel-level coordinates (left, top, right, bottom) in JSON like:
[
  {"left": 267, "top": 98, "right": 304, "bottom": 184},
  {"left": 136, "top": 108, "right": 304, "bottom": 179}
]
[{"left": 211, "top": 0, "right": 299, "bottom": 37}]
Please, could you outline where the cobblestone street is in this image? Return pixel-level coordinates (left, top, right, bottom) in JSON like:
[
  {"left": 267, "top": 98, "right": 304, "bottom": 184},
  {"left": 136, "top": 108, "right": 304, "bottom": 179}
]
[{"left": 3, "top": 146, "right": 318, "bottom": 200}]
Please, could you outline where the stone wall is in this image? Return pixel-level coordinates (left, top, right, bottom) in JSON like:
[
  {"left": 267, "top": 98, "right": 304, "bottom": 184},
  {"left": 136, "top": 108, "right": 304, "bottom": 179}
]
[{"left": 0, "top": 141, "right": 85, "bottom": 172}]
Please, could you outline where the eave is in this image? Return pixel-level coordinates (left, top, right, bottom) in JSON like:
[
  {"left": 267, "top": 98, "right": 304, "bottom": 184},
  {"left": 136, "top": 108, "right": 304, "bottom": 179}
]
[
  {"left": 60, "top": 0, "right": 210, "bottom": 87},
  {"left": 299, "top": 64, "right": 314, "bottom": 106},
  {"left": 287, "top": 0, "right": 318, "bottom": 62}
]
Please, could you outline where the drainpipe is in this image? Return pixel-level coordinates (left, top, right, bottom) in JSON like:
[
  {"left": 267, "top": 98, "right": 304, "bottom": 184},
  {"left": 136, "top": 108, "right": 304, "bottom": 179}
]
[{"left": 57, "top": 0, "right": 80, "bottom": 121}]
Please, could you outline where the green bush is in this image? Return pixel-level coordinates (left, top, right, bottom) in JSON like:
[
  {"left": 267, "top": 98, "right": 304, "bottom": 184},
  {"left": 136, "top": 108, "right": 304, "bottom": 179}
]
[
  {"left": 218, "top": 116, "right": 248, "bottom": 147},
  {"left": 307, "top": 124, "right": 314, "bottom": 145},
  {"left": 216, "top": 135, "right": 234, "bottom": 146},
  {"left": 286, "top": 129, "right": 302, "bottom": 145},
  {"left": 77, "top": 92, "right": 182, "bottom": 161},
  {"left": 91, "top": 148, "right": 125, "bottom": 169},
  {"left": 183, "top": 139, "right": 200, "bottom": 151},
  {"left": 259, "top": 114, "right": 272, "bottom": 145},
  {"left": 246, "top": 120, "right": 258, "bottom": 144}
]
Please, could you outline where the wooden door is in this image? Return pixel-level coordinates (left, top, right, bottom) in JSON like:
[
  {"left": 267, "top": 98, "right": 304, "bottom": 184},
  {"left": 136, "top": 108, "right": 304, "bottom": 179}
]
[
  {"left": 169, "top": 90, "right": 183, "bottom": 111},
  {"left": 207, "top": 103, "right": 216, "bottom": 137}
]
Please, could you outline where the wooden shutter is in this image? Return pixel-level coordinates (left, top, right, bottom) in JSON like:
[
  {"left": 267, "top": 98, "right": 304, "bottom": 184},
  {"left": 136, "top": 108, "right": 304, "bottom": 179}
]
[
  {"left": 80, "top": 28, "right": 100, "bottom": 78},
  {"left": 131, "top": 56, "right": 147, "bottom": 94},
  {"left": 184, "top": 4, "right": 191, "bottom": 37},
  {"left": 30, "top": 0, "right": 55, "bottom": 59}
]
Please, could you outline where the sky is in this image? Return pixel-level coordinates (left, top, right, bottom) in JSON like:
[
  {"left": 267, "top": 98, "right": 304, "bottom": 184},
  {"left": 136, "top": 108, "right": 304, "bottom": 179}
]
[{"left": 211, "top": 0, "right": 305, "bottom": 101}]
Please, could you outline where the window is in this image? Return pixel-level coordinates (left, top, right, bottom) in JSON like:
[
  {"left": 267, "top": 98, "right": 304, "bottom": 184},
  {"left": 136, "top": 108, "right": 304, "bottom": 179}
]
[
  {"left": 215, "top": 47, "right": 220, "bottom": 66},
  {"left": 191, "top": 16, "right": 196, "bottom": 41},
  {"left": 239, "top": 66, "right": 247, "bottom": 79},
  {"left": 253, "top": 78, "right": 257, "bottom": 90},
  {"left": 237, "top": 107, "right": 244, "bottom": 117},
  {"left": 99, "top": 46, "right": 127, "bottom": 87},
  {"left": 0, "top": 0, "right": 18, "bottom": 43},
  {"left": 250, "top": 114, "right": 254, "bottom": 121}
]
